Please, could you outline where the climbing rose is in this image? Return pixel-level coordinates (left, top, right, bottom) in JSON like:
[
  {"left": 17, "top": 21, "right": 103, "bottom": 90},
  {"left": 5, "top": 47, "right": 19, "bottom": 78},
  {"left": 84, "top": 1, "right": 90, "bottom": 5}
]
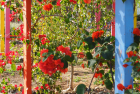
[
  {"left": 84, "top": 0, "right": 91, "bottom": 4},
  {"left": 17, "top": 65, "right": 22, "bottom": 71},
  {"left": 60, "top": 68, "right": 68, "bottom": 74},
  {"left": 123, "top": 64, "right": 128, "bottom": 68},
  {"left": 19, "top": 84, "right": 23, "bottom": 87},
  {"left": 40, "top": 49, "right": 49, "bottom": 57},
  {"left": 34, "top": 87, "right": 39, "bottom": 90},
  {"left": 81, "top": 64, "right": 85, "bottom": 69},
  {"left": 1, "top": 1, "right": 5, "bottom": 5},
  {"left": 14, "top": 84, "right": 17, "bottom": 88},
  {"left": 41, "top": 86, "right": 44, "bottom": 89},
  {"left": 1, "top": 90, "right": 5, "bottom": 93},
  {"left": 57, "top": 0, "right": 61, "bottom": 6},
  {"left": 96, "top": 68, "right": 99, "bottom": 71},
  {"left": 70, "top": 0, "right": 77, "bottom": 4},
  {"left": 77, "top": 52, "right": 85, "bottom": 58},
  {"left": 2, "top": 86, "right": 5, "bottom": 89},
  {"left": 127, "top": 51, "right": 133, "bottom": 58},
  {"left": 92, "top": 30, "right": 104, "bottom": 42},
  {"left": 117, "top": 83, "right": 125, "bottom": 91},
  {"left": 45, "top": 84, "right": 50, "bottom": 90},
  {"left": 99, "top": 62, "right": 103, "bottom": 66},
  {"left": 133, "top": 28, "right": 140, "bottom": 36},
  {"left": 57, "top": 45, "right": 72, "bottom": 57},
  {"left": 39, "top": 34, "right": 46, "bottom": 39},
  {"left": 43, "top": 4, "right": 53, "bottom": 11},
  {"left": 125, "top": 85, "right": 132, "bottom": 90},
  {"left": 2, "top": 62, "right": 6, "bottom": 66},
  {"left": 94, "top": 72, "right": 102, "bottom": 78},
  {"left": 41, "top": 37, "right": 50, "bottom": 45}
]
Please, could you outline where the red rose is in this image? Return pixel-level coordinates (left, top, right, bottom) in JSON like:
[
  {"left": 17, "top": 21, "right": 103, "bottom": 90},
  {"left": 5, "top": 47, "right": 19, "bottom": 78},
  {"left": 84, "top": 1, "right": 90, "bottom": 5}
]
[
  {"left": 81, "top": 64, "right": 85, "bottom": 69},
  {"left": 127, "top": 85, "right": 133, "bottom": 89},
  {"left": 117, "top": 83, "right": 125, "bottom": 91},
  {"left": 99, "top": 62, "right": 103, "bottom": 66},
  {"left": 84, "top": 0, "right": 91, "bottom": 4},
  {"left": 133, "top": 28, "right": 140, "bottom": 36},
  {"left": 70, "top": 0, "right": 77, "bottom": 4},
  {"left": 43, "top": 4, "right": 53, "bottom": 11},
  {"left": 127, "top": 51, "right": 133, "bottom": 58},
  {"left": 92, "top": 30, "right": 104, "bottom": 42},
  {"left": 17, "top": 65, "right": 22, "bottom": 71},
  {"left": 77, "top": 52, "right": 85, "bottom": 58},
  {"left": 123, "top": 64, "right": 128, "bottom": 68},
  {"left": 57, "top": 45, "right": 72, "bottom": 57},
  {"left": 34, "top": 87, "right": 39, "bottom": 90},
  {"left": 45, "top": 84, "right": 50, "bottom": 90}
]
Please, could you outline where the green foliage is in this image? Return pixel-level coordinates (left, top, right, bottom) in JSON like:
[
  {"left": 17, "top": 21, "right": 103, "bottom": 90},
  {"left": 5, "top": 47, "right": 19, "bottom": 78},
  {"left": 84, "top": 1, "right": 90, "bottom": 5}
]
[
  {"left": 76, "top": 84, "right": 86, "bottom": 94},
  {"left": 104, "top": 79, "right": 113, "bottom": 90}
]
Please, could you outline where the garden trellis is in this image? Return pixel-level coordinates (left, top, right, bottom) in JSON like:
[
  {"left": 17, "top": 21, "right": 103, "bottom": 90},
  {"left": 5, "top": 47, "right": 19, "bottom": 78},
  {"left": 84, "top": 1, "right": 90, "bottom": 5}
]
[{"left": 0, "top": 0, "right": 138, "bottom": 94}]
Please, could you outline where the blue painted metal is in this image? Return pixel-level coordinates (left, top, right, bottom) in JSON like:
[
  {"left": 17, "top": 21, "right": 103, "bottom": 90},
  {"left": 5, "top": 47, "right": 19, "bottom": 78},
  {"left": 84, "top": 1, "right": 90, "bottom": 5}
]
[{"left": 115, "top": 0, "right": 134, "bottom": 94}]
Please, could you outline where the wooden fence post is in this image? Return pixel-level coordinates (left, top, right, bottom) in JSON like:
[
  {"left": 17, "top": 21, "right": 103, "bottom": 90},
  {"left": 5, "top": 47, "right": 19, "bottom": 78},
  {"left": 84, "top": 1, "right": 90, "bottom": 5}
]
[
  {"left": 95, "top": 2, "right": 101, "bottom": 30},
  {"left": 111, "top": 1, "right": 115, "bottom": 36},
  {"left": 115, "top": 0, "right": 134, "bottom": 93},
  {"left": 5, "top": 4, "right": 10, "bottom": 54},
  {"left": 0, "top": 0, "right": 4, "bottom": 53},
  {"left": 23, "top": 0, "right": 31, "bottom": 94}
]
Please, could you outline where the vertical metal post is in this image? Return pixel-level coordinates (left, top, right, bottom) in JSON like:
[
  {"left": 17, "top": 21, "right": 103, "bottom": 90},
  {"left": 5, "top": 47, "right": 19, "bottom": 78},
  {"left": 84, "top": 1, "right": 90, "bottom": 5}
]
[
  {"left": 23, "top": 0, "right": 31, "bottom": 94},
  {"left": 115, "top": 0, "right": 134, "bottom": 93}
]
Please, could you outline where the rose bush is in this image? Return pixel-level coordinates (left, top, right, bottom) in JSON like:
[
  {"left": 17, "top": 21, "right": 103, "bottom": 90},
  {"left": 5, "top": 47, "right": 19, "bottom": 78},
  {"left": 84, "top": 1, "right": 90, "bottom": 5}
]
[{"left": 0, "top": 0, "right": 139, "bottom": 94}]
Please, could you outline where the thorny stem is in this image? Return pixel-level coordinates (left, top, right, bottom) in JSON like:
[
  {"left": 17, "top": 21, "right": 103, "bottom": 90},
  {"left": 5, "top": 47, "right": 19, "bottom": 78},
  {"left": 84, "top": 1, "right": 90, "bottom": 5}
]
[
  {"left": 109, "top": 61, "right": 115, "bottom": 87},
  {"left": 88, "top": 60, "right": 100, "bottom": 94}
]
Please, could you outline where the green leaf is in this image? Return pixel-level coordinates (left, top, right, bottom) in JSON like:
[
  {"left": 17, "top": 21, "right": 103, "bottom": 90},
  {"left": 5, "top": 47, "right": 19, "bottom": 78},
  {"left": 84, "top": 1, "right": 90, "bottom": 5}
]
[
  {"left": 99, "top": 70, "right": 104, "bottom": 75},
  {"left": 107, "top": 45, "right": 114, "bottom": 51},
  {"left": 77, "top": 40, "right": 82, "bottom": 49},
  {"left": 84, "top": 37, "right": 96, "bottom": 50},
  {"left": 104, "top": 73, "right": 109, "bottom": 79},
  {"left": 64, "top": 54, "right": 74, "bottom": 62},
  {"left": 74, "top": 55, "right": 78, "bottom": 63},
  {"left": 16, "top": 2, "right": 19, "bottom": 7},
  {"left": 83, "top": 29, "right": 89, "bottom": 35},
  {"left": 86, "top": 52, "right": 93, "bottom": 60},
  {"left": 26, "top": 39, "right": 30, "bottom": 44},
  {"left": 61, "top": 59, "right": 68, "bottom": 69},
  {"left": 19, "top": 13, "right": 23, "bottom": 21},
  {"left": 32, "top": 29, "right": 36, "bottom": 33},
  {"left": 11, "top": 63, "right": 16, "bottom": 71},
  {"left": 126, "top": 43, "right": 138, "bottom": 52},
  {"left": 52, "top": 0, "right": 57, "bottom": 5},
  {"left": 125, "top": 89, "right": 133, "bottom": 94},
  {"left": 0, "top": 67, "right": 4, "bottom": 73},
  {"left": 93, "top": 47, "right": 102, "bottom": 57},
  {"left": 42, "top": 52, "right": 48, "bottom": 57},
  {"left": 101, "top": 50, "right": 113, "bottom": 60},
  {"left": 122, "top": 0, "right": 126, "bottom": 3},
  {"left": 104, "top": 79, "right": 113, "bottom": 90},
  {"left": 76, "top": 84, "right": 86, "bottom": 94},
  {"left": 42, "top": 52, "right": 53, "bottom": 62},
  {"left": 38, "top": 0, "right": 42, "bottom": 2},
  {"left": 64, "top": 18, "right": 70, "bottom": 24},
  {"left": 35, "top": 39, "right": 40, "bottom": 47},
  {"left": 88, "top": 59, "right": 96, "bottom": 68}
]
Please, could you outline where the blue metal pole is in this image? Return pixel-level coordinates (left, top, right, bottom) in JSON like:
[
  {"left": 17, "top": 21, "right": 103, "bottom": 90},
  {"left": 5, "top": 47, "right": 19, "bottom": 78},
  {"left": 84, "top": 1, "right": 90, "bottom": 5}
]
[{"left": 115, "top": 0, "right": 134, "bottom": 94}]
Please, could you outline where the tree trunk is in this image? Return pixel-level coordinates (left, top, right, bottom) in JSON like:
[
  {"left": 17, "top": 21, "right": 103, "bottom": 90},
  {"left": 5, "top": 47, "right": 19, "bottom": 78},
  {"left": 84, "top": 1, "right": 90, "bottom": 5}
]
[{"left": 69, "top": 63, "right": 74, "bottom": 90}]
